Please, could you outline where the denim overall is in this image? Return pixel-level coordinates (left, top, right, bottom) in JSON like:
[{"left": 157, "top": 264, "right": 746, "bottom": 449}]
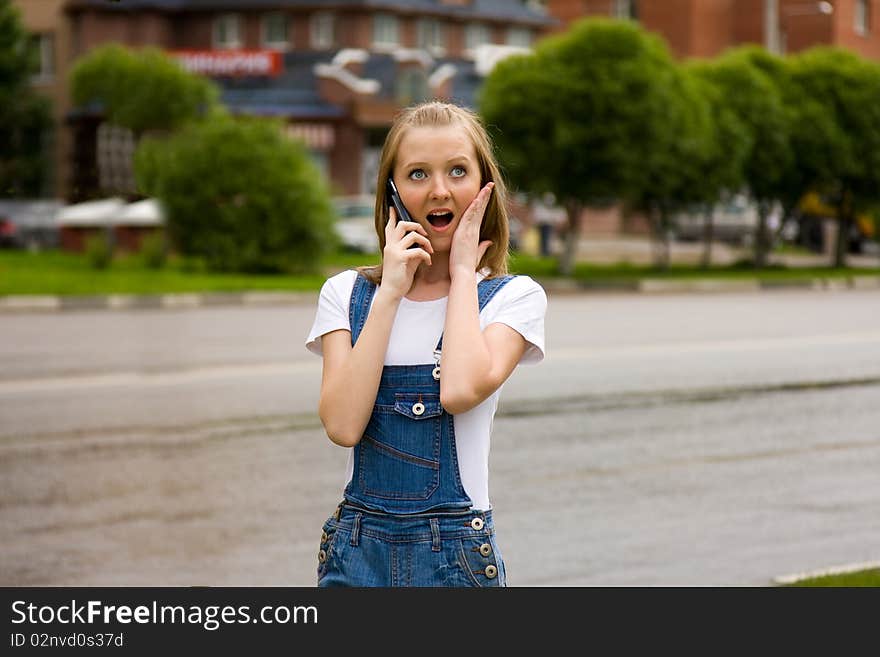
[{"left": 316, "top": 272, "right": 515, "bottom": 587}]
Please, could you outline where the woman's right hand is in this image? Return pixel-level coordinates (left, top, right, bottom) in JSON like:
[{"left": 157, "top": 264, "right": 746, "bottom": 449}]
[{"left": 379, "top": 207, "right": 434, "bottom": 300}]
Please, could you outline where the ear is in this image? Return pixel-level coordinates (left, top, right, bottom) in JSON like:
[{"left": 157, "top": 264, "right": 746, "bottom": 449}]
[{"left": 478, "top": 240, "right": 493, "bottom": 263}]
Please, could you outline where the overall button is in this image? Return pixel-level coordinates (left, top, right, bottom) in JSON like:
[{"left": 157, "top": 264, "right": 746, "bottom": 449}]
[
  {"left": 485, "top": 565, "right": 498, "bottom": 579},
  {"left": 412, "top": 402, "right": 425, "bottom": 416},
  {"left": 479, "top": 543, "right": 492, "bottom": 557},
  {"left": 470, "top": 517, "right": 484, "bottom": 531},
  {"left": 432, "top": 367, "right": 441, "bottom": 380},
  {"left": 318, "top": 549, "right": 327, "bottom": 563}
]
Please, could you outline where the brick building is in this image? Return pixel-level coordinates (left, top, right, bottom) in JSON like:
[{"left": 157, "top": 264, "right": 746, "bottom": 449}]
[
  {"left": 12, "top": 0, "right": 72, "bottom": 200},
  {"left": 14, "top": 0, "right": 556, "bottom": 201},
  {"left": 546, "top": 1, "right": 880, "bottom": 60}
]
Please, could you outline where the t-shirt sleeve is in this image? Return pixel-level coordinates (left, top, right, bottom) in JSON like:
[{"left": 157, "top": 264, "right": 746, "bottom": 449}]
[
  {"left": 483, "top": 276, "right": 547, "bottom": 364},
  {"left": 305, "top": 270, "right": 358, "bottom": 356}
]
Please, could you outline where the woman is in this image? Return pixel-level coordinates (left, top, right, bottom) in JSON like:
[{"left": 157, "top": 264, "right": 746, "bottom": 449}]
[{"left": 306, "top": 101, "right": 546, "bottom": 586}]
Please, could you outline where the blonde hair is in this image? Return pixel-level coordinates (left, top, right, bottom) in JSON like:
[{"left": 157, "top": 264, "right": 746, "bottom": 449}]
[{"left": 357, "top": 101, "right": 510, "bottom": 285}]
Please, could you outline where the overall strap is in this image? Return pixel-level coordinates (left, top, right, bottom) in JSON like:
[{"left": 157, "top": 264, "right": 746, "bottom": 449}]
[
  {"left": 436, "top": 274, "right": 516, "bottom": 352},
  {"left": 348, "top": 272, "right": 516, "bottom": 349},
  {"left": 349, "top": 273, "right": 377, "bottom": 346}
]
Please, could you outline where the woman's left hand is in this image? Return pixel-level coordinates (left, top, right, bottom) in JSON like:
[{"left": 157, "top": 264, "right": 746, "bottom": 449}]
[{"left": 449, "top": 182, "right": 494, "bottom": 279}]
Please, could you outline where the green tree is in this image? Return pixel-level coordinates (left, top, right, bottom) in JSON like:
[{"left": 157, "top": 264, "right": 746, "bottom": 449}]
[
  {"left": 481, "top": 18, "right": 681, "bottom": 275},
  {"left": 684, "top": 61, "right": 752, "bottom": 268},
  {"left": 629, "top": 65, "right": 714, "bottom": 269},
  {"left": 732, "top": 48, "right": 823, "bottom": 248},
  {"left": 0, "top": 0, "right": 52, "bottom": 197},
  {"left": 696, "top": 47, "right": 792, "bottom": 268},
  {"left": 70, "top": 43, "right": 219, "bottom": 136},
  {"left": 135, "top": 117, "right": 337, "bottom": 274},
  {"left": 787, "top": 47, "right": 880, "bottom": 267}
]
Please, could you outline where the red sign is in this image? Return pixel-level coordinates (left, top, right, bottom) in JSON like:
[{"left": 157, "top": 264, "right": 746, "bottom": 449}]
[{"left": 171, "top": 50, "right": 283, "bottom": 77}]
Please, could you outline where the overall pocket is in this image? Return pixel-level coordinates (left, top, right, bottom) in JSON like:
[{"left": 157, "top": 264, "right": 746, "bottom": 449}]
[{"left": 358, "top": 392, "right": 442, "bottom": 500}]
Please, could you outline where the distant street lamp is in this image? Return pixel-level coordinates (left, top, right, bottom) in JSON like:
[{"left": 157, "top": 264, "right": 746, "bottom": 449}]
[{"left": 778, "top": 1, "right": 834, "bottom": 54}]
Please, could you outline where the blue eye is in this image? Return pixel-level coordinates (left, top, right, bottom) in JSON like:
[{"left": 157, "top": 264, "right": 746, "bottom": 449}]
[
  {"left": 408, "top": 169, "right": 426, "bottom": 181},
  {"left": 450, "top": 166, "right": 466, "bottom": 178}
]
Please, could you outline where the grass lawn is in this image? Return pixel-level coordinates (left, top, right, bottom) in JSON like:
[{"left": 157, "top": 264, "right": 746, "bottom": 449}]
[
  {"left": 1, "top": 249, "right": 879, "bottom": 296},
  {"left": 0, "top": 250, "right": 377, "bottom": 296},
  {"left": 508, "top": 253, "right": 880, "bottom": 284},
  {"left": 780, "top": 568, "right": 880, "bottom": 587}
]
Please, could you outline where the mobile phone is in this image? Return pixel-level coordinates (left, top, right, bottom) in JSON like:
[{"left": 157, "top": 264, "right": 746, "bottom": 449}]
[
  {"left": 386, "top": 178, "right": 414, "bottom": 223},
  {"left": 387, "top": 178, "right": 421, "bottom": 249}
]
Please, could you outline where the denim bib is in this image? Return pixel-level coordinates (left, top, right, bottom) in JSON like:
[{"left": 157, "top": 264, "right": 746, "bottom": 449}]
[{"left": 344, "top": 273, "right": 514, "bottom": 514}]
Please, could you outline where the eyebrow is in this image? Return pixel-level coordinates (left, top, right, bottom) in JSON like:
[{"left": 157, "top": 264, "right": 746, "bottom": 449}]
[{"left": 400, "top": 156, "right": 473, "bottom": 169}]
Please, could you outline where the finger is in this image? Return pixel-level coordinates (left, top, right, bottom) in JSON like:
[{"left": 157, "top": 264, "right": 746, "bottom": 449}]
[
  {"left": 401, "top": 231, "right": 434, "bottom": 253},
  {"left": 463, "top": 183, "right": 495, "bottom": 223},
  {"left": 395, "top": 221, "right": 429, "bottom": 239},
  {"left": 404, "top": 247, "right": 432, "bottom": 267},
  {"left": 385, "top": 207, "right": 397, "bottom": 238}
]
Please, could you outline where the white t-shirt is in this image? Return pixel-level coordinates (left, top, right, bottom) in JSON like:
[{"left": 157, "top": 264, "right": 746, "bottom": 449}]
[{"left": 305, "top": 269, "right": 547, "bottom": 510}]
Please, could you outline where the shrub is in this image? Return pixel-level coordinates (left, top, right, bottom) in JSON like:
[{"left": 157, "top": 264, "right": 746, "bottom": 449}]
[
  {"left": 85, "top": 232, "right": 112, "bottom": 269},
  {"left": 139, "top": 231, "right": 167, "bottom": 269},
  {"left": 135, "top": 116, "right": 337, "bottom": 273}
]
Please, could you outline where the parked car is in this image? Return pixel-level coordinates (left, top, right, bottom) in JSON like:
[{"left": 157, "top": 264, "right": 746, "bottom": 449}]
[
  {"left": 0, "top": 200, "right": 62, "bottom": 250},
  {"left": 671, "top": 194, "right": 774, "bottom": 248},
  {"left": 333, "top": 195, "right": 378, "bottom": 253}
]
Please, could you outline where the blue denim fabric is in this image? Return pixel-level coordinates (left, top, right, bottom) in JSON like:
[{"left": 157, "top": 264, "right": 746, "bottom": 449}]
[
  {"left": 317, "top": 503, "right": 506, "bottom": 587},
  {"left": 343, "top": 273, "right": 514, "bottom": 515}
]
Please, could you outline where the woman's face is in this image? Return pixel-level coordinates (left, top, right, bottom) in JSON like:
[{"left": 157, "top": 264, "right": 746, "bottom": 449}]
[{"left": 391, "top": 124, "right": 482, "bottom": 252}]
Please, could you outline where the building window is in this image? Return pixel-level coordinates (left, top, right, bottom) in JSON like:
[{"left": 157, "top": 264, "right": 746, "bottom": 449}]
[
  {"left": 262, "top": 13, "right": 289, "bottom": 49},
  {"left": 373, "top": 14, "right": 399, "bottom": 48},
  {"left": 613, "top": 0, "right": 638, "bottom": 20},
  {"left": 30, "top": 33, "right": 55, "bottom": 82},
  {"left": 97, "top": 123, "right": 136, "bottom": 195},
  {"left": 417, "top": 18, "right": 445, "bottom": 55},
  {"left": 464, "top": 22, "right": 491, "bottom": 53},
  {"left": 213, "top": 14, "right": 242, "bottom": 49},
  {"left": 397, "top": 69, "right": 429, "bottom": 106},
  {"left": 525, "top": 0, "right": 548, "bottom": 14},
  {"left": 506, "top": 26, "right": 532, "bottom": 47},
  {"left": 855, "top": 0, "right": 870, "bottom": 36},
  {"left": 311, "top": 12, "right": 336, "bottom": 49}
]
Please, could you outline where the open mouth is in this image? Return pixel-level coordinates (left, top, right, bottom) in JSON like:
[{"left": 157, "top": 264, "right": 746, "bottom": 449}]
[{"left": 427, "top": 211, "right": 454, "bottom": 230}]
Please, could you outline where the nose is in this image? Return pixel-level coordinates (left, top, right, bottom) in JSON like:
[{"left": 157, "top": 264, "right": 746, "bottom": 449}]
[{"left": 429, "top": 178, "right": 450, "bottom": 200}]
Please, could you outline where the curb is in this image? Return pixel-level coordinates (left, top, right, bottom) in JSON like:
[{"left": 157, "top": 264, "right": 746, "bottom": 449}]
[
  {"left": 0, "top": 291, "right": 317, "bottom": 314},
  {"left": 1, "top": 276, "right": 878, "bottom": 314},
  {"left": 542, "top": 275, "right": 880, "bottom": 295}
]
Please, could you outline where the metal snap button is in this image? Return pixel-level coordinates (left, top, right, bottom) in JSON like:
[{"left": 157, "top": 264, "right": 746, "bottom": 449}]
[
  {"left": 479, "top": 543, "right": 492, "bottom": 557},
  {"left": 321, "top": 531, "right": 328, "bottom": 543},
  {"left": 485, "top": 564, "right": 498, "bottom": 579},
  {"left": 470, "top": 517, "right": 484, "bottom": 531},
  {"left": 318, "top": 549, "right": 327, "bottom": 563},
  {"left": 432, "top": 367, "right": 441, "bottom": 380},
  {"left": 412, "top": 402, "right": 425, "bottom": 416}
]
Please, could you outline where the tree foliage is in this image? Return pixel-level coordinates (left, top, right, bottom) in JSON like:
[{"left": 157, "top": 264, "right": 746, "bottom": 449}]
[
  {"left": 630, "top": 65, "right": 715, "bottom": 268},
  {"left": 787, "top": 47, "right": 880, "bottom": 267},
  {"left": 683, "top": 61, "right": 754, "bottom": 267},
  {"left": 0, "top": 0, "right": 52, "bottom": 197},
  {"left": 693, "top": 47, "right": 792, "bottom": 267},
  {"left": 135, "top": 117, "right": 337, "bottom": 274},
  {"left": 481, "top": 18, "right": 682, "bottom": 274},
  {"left": 70, "top": 43, "right": 219, "bottom": 135}
]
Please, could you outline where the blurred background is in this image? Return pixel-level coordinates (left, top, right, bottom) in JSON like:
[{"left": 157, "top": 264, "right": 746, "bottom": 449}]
[{"left": 1, "top": 0, "right": 879, "bottom": 587}]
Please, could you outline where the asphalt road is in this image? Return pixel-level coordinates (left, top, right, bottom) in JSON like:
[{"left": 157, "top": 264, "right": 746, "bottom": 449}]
[{"left": 1, "top": 288, "right": 878, "bottom": 586}]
